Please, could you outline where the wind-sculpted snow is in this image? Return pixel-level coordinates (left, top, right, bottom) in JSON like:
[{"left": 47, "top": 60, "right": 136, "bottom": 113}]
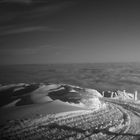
[
  {"left": 0, "top": 83, "right": 140, "bottom": 139},
  {"left": 0, "top": 83, "right": 102, "bottom": 108},
  {"left": 1, "top": 100, "right": 140, "bottom": 140},
  {"left": 0, "top": 104, "right": 130, "bottom": 140}
]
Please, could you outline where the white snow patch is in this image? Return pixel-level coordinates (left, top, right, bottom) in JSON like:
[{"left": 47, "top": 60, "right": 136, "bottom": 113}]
[
  {"left": 85, "top": 89, "right": 102, "bottom": 97},
  {"left": 82, "top": 97, "right": 102, "bottom": 109},
  {"left": 2, "top": 99, "right": 21, "bottom": 108},
  {"left": 14, "top": 87, "right": 25, "bottom": 92},
  {"left": 39, "top": 84, "right": 61, "bottom": 91},
  {"left": 70, "top": 89, "right": 77, "bottom": 92},
  {"left": 34, "top": 96, "right": 53, "bottom": 103},
  {"left": 65, "top": 102, "right": 86, "bottom": 108}
]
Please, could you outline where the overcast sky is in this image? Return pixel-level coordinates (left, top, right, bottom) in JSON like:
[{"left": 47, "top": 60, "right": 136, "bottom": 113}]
[{"left": 1, "top": 0, "right": 140, "bottom": 64}]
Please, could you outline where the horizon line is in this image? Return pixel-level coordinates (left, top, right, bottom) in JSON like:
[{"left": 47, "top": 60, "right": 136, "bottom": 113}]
[{"left": 1, "top": 61, "right": 140, "bottom": 66}]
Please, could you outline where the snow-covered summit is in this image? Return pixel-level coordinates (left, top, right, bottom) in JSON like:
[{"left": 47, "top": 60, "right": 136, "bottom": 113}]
[{"left": 0, "top": 83, "right": 103, "bottom": 108}]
